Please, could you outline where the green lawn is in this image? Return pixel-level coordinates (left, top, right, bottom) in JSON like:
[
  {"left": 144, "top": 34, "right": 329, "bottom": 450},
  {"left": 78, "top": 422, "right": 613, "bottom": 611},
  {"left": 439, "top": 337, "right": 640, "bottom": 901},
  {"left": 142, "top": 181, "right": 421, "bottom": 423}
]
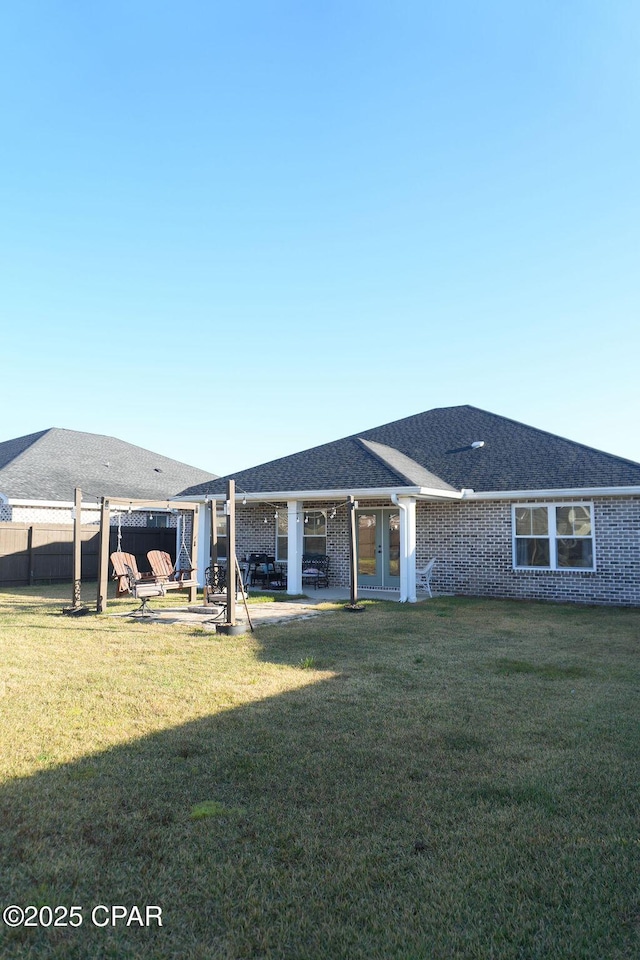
[{"left": 0, "top": 584, "right": 638, "bottom": 959}]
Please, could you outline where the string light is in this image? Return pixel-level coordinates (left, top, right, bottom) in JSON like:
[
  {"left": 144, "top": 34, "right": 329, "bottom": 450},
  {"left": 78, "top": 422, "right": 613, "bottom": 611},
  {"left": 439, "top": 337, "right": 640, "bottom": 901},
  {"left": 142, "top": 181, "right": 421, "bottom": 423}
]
[{"left": 232, "top": 486, "right": 352, "bottom": 525}]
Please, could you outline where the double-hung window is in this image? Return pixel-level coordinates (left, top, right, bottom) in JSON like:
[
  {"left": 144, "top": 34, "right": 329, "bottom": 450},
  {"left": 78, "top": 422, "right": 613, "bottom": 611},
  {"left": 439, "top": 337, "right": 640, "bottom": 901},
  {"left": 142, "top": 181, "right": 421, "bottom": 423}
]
[
  {"left": 512, "top": 503, "right": 595, "bottom": 571},
  {"left": 276, "top": 510, "right": 327, "bottom": 561}
]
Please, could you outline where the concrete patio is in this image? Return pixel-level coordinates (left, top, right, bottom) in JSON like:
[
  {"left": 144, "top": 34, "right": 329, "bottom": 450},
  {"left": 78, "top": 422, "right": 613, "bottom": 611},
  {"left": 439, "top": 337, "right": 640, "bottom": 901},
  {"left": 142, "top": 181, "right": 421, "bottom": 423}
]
[{"left": 114, "top": 585, "right": 434, "bottom": 631}]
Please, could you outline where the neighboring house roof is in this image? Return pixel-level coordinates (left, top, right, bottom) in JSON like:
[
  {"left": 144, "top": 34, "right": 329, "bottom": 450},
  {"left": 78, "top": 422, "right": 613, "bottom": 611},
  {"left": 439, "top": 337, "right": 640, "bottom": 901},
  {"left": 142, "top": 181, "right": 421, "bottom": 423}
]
[
  {"left": 180, "top": 405, "right": 640, "bottom": 498},
  {"left": 0, "top": 428, "right": 217, "bottom": 502}
]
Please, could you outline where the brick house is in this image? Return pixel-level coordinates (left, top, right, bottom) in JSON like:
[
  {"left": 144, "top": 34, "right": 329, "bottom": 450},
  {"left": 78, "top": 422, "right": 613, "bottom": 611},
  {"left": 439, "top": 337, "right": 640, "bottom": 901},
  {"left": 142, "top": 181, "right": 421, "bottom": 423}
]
[{"left": 180, "top": 406, "right": 640, "bottom": 606}]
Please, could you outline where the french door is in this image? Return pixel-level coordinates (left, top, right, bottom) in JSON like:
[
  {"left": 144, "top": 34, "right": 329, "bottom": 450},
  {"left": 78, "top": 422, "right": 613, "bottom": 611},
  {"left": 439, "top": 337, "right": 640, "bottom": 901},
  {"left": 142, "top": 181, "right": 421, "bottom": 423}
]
[{"left": 356, "top": 509, "right": 401, "bottom": 588}]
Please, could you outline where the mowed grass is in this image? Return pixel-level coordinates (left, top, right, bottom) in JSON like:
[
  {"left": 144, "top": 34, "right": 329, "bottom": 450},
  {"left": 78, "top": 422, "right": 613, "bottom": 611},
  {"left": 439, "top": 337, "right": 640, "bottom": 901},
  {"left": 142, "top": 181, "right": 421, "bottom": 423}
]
[{"left": 0, "top": 584, "right": 638, "bottom": 960}]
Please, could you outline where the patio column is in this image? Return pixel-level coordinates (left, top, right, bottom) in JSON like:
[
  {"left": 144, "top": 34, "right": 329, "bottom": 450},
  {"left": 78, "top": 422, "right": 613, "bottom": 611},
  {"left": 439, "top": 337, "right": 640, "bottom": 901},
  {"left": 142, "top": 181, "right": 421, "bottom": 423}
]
[
  {"left": 397, "top": 496, "right": 417, "bottom": 603},
  {"left": 286, "top": 500, "right": 303, "bottom": 594}
]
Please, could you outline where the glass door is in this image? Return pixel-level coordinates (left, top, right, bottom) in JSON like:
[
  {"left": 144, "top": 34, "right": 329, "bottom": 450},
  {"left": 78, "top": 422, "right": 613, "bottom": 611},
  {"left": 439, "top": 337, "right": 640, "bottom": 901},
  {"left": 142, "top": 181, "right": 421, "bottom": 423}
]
[
  {"left": 356, "top": 509, "right": 401, "bottom": 588},
  {"left": 357, "top": 511, "right": 381, "bottom": 587},
  {"left": 384, "top": 511, "right": 400, "bottom": 588}
]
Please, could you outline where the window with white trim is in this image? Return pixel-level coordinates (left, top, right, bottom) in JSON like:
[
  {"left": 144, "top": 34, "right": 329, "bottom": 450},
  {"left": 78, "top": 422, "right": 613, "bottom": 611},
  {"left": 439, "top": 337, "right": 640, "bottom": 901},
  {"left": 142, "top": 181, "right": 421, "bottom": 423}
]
[
  {"left": 276, "top": 510, "right": 327, "bottom": 561},
  {"left": 512, "top": 503, "right": 595, "bottom": 570}
]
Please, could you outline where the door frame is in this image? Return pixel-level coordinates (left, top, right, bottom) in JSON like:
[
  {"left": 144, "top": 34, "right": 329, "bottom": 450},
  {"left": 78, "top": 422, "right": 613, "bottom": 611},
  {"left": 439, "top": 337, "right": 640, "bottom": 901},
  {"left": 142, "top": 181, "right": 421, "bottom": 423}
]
[{"left": 356, "top": 507, "right": 401, "bottom": 589}]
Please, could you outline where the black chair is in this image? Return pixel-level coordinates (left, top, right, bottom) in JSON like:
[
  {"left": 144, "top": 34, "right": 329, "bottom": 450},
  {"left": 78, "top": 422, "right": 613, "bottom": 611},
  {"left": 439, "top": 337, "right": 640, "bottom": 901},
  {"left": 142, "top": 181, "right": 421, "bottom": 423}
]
[
  {"left": 301, "top": 554, "right": 329, "bottom": 589},
  {"left": 246, "top": 553, "right": 286, "bottom": 590}
]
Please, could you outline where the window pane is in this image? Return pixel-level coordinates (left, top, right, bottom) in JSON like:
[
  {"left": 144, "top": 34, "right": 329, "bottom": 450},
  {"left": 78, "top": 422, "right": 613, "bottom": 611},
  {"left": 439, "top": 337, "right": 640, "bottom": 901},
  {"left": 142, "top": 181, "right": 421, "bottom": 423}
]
[
  {"left": 215, "top": 537, "right": 228, "bottom": 560},
  {"left": 530, "top": 508, "right": 548, "bottom": 535},
  {"left": 277, "top": 536, "right": 288, "bottom": 561},
  {"left": 277, "top": 514, "right": 288, "bottom": 537},
  {"left": 515, "top": 507, "right": 548, "bottom": 536},
  {"left": 388, "top": 513, "right": 400, "bottom": 577},
  {"left": 147, "top": 514, "right": 169, "bottom": 528},
  {"left": 556, "top": 506, "right": 591, "bottom": 537},
  {"left": 514, "top": 508, "right": 531, "bottom": 536},
  {"left": 305, "top": 511, "right": 326, "bottom": 536},
  {"left": 358, "top": 513, "right": 377, "bottom": 575},
  {"left": 516, "top": 538, "right": 550, "bottom": 567},
  {"left": 557, "top": 539, "right": 593, "bottom": 568},
  {"left": 304, "top": 536, "right": 325, "bottom": 556}
]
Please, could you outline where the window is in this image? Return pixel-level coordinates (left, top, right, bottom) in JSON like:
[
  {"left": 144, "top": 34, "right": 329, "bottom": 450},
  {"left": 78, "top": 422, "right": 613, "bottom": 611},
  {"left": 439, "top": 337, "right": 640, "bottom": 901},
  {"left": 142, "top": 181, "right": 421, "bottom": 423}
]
[
  {"left": 513, "top": 503, "right": 594, "bottom": 571},
  {"left": 213, "top": 514, "right": 227, "bottom": 560},
  {"left": 276, "top": 510, "right": 327, "bottom": 561},
  {"left": 146, "top": 512, "right": 170, "bottom": 528}
]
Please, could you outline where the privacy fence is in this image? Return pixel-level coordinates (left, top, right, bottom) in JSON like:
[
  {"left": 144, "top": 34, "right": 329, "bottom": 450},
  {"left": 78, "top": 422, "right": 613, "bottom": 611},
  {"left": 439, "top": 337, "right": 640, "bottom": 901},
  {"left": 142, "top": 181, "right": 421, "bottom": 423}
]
[{"left": 0, "top": 524, "right": 176, "bottom": 587}]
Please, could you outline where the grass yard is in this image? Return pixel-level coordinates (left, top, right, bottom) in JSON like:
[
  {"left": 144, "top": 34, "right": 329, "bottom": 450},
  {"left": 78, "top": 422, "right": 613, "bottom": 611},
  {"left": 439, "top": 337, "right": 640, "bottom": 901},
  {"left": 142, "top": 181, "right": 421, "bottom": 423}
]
[{"left": 0, "top": 584, "right": 638, "bottom": 959}]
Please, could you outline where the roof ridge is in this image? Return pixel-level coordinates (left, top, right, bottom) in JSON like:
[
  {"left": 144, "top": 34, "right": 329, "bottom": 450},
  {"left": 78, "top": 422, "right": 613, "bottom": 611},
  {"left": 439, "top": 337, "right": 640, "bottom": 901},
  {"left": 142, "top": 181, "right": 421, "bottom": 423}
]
[
  {"left": 358, "top": 437, "right": 458, "bottom": 491},
  {"left": 357, "top": 438, "right": 418, "bottom": 486},
  {"left": 0, "top": 428, "right": 53, "bottom": 472}
]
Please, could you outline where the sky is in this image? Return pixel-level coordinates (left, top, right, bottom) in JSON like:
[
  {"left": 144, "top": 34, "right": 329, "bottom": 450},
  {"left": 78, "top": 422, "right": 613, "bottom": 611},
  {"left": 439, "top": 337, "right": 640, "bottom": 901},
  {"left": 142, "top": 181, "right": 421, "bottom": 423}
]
[{"left": 1, "top": 1, "right": 639, "bottom": 477}]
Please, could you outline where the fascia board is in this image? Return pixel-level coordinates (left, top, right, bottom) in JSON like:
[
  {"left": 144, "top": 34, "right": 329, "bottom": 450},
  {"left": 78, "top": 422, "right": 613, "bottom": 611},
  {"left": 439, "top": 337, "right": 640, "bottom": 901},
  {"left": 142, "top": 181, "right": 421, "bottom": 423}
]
[
  {"left": 176, "top": 486, "right": 443, "bottom": 503},
  {"left": 462, "top": 486, "right": 640, "bottom": 500},
  {"left": 7, "top": 498, "right": 100, "bottom": 509}
]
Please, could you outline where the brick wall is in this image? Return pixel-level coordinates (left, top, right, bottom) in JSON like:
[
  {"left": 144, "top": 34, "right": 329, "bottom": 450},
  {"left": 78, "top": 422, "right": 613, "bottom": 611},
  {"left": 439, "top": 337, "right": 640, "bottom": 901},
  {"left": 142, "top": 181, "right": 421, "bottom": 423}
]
[
  {"left": 416, "top": 496, "right": 640, "bottom": 606},
  {"left": 234, "top": 498, "right": 391, "bottom": 589},
  {"left": 229, "top": 496, "right": 640, "bottom": 605}
]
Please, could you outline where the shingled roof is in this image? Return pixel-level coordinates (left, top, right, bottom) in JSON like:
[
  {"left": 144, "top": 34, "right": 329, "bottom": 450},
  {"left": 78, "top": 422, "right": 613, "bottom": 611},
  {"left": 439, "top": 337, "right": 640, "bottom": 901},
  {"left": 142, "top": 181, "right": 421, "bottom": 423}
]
[
  {"left": 180, "top": 405, "right": 640, "bottom": 498},
  {"left": 0, "top": 429, "right": 217, "bottom": 502}
]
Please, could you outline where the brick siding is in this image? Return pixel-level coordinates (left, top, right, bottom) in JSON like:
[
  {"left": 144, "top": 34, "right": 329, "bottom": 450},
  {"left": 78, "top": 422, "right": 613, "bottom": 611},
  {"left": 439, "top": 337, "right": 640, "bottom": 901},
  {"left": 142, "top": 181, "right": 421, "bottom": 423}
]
[
  {"left": 233, "top": 495, "right": 640, "bottom": 606},
  {"left": 416, "top": 496, "right": 640, "bottom": 606}
]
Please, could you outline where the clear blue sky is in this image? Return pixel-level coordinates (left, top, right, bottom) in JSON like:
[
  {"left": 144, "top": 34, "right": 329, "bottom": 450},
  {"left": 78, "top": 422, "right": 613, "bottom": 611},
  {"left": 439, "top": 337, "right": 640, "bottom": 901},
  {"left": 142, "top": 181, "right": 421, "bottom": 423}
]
[{"left": 1, "top": 1, "right": 638, "bottom": 476}]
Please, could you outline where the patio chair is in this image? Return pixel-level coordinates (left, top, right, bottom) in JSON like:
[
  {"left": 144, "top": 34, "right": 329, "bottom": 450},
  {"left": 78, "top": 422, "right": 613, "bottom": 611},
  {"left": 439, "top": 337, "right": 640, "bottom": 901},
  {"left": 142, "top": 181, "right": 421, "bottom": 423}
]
[
  {"left": 301, "top": 554, "right": 329, "bottom": 589},
  {"left": 147, "top": 550, "right": 197, "bottom": 589},
  {"left": 124, "top": 564, "right": 166, "bottom": 616},
  {"left": 245, "top": 554, "right": 287, "bottom": 590},
  {"left": 110, "top": 552, "right": 154, "bottom": 597},
  {"left": 205, "top": 563, "right": 248, "bottom": 603},
  {"left": 416, "top": 558, "right": 436, "bottom": 597}
]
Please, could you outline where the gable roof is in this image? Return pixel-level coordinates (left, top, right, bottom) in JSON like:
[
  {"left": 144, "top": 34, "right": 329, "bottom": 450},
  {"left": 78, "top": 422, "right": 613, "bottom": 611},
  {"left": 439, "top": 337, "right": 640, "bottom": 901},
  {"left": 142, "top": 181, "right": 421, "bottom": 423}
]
[
  {"left": 180, "top": 405, "right": 640, "bottom": 498},
  {"left": 0, "top": 428, "right": 217, "bottom": 502}
]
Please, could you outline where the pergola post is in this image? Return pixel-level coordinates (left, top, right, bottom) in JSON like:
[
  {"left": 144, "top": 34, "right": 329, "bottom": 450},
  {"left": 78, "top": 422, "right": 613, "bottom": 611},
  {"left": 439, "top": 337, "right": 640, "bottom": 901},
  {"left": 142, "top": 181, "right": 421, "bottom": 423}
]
[
  {"left": 96, "top": 497, "right": 111, "bottom": 613},
  {"left": 72, "top": 487, "right": 82, "bottom": 609},
  {"left": 348, "top": 496, "right": 358, "bottom": 606},
  {"left": 225, "top": 480, "right": 236, "bottom": 625}
]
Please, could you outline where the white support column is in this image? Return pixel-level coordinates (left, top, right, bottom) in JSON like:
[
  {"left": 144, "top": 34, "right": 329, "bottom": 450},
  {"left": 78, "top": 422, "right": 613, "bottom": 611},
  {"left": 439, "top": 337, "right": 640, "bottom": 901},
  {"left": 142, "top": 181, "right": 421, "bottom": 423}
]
[
  {"left": 286, "top": 500, "right": 304, "bottom": 594},
  {"left": 398, "top": 497, "right": 417, "bottom": 603}
]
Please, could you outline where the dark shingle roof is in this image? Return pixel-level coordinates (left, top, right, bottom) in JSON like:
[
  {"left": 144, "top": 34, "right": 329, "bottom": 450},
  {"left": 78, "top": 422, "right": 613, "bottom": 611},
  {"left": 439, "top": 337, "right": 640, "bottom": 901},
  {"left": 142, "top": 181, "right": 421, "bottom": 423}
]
[
  {"left": 180, "top": 405, "right": 640, "bottom": 498},
  {"left": 0, "top": 428, "right": 217, "bottom": 501}
]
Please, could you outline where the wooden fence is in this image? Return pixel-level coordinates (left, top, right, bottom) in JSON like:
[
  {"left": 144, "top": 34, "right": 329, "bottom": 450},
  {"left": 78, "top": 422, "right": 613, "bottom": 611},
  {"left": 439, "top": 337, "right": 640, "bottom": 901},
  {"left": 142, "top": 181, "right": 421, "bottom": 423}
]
[{"left": 0, "top": 524, "right": 177, "bottom": 587}]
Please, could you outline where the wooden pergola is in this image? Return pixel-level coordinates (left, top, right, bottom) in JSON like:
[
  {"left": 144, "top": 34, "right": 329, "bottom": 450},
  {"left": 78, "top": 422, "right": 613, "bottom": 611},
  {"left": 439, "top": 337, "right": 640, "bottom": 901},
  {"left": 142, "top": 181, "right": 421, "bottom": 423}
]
[{"left": 95, "top": 495, "right": 200, "bottom": 612}]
